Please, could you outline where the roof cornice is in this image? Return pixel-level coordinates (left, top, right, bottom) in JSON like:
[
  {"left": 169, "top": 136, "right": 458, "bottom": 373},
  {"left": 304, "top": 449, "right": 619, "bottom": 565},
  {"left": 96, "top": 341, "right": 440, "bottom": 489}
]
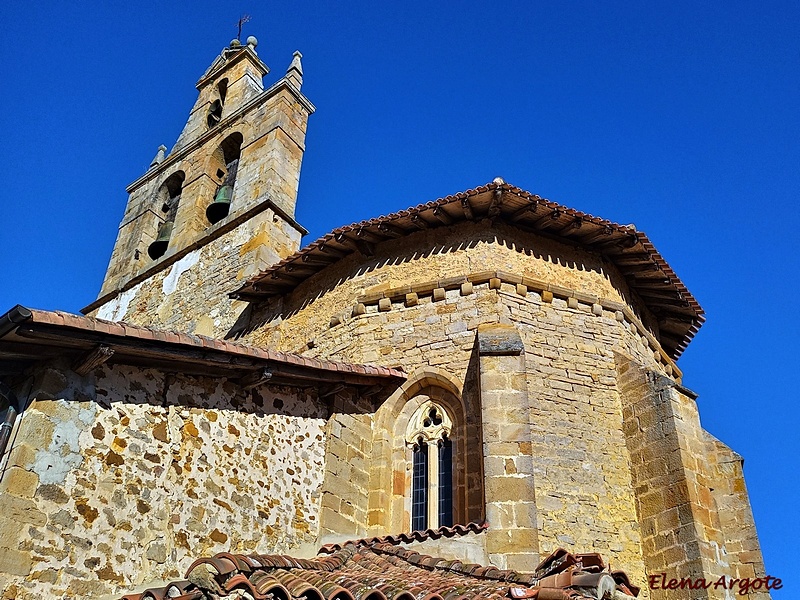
[{"left": 232, "top": 181, "right": 704, "bottom": 359}]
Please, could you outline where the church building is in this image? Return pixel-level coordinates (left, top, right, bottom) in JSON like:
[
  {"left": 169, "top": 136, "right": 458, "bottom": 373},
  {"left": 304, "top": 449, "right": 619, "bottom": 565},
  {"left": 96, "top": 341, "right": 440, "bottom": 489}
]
[{"left": 0, "top": 36, "right": 769, "bottom": 600}]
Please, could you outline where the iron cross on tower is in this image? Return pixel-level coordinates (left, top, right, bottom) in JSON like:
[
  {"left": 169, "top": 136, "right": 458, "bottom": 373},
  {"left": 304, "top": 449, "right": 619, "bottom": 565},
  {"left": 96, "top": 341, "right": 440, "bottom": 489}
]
[{"left": 237, "top": 14, "right": 251, "bottom": 40}]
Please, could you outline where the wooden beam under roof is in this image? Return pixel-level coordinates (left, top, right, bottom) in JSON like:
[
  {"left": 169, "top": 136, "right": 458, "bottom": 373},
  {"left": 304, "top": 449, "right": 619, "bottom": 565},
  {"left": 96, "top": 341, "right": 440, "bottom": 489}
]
[
  {"left": 411, "top": 214, "right": 430, "bottom": 230},
  {"left": 531, "top": 208, "right": 561, "bottom": 229},
  {"left": 637, "top": 295, "right": 690, "bottom": 309},
  {"left": 377, "top": 222, "right": 405, "bottom": 238},
  {"left": 432, "top": 206, "right": 454, "bottom": 225},
  {"left": 579, "top": 224, "right": 615, "bottom": 245},
  {"left": 460, "top": 197, "right": 474, "bottom": 220},
  {"left": 554, "top": 217, "right": 583, "bottom": 235},
  {"left": 301, "top": 253, "right": 338, "bottom": 266},
  {"left": 508, "top": 202, "right": 538, "bottom": 223},
  {"left": 318, "top": 242, "right": 349, "bottom": 257},
  {"left": 355, "top": 240, "right": 376, "bottom": 257},
  {"left": 487, "top": 189, "right": 503, "bottom": 217}
]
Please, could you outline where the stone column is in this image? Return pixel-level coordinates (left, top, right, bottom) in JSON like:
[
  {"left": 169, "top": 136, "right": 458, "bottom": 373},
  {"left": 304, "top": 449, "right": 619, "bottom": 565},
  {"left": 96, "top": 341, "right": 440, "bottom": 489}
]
[{"left": 477, "top": 324, "right": 539, "bottom": 571}]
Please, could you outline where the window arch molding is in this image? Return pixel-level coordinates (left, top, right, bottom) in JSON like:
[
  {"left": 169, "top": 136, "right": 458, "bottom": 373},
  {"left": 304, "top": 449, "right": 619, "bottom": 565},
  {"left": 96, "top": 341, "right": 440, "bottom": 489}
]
[{"left": 370, "top": 368, "right": 480, "bottom": 534}]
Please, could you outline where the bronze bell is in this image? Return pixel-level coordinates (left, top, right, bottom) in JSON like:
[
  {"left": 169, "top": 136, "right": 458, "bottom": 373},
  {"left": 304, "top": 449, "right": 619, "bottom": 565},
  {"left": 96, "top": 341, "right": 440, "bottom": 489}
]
[
  {"left": 206, "top": 184, "right": 232, "bottom": 224},
  {"left": 147, "top": 220, "right": 173, "bottom": 259}
]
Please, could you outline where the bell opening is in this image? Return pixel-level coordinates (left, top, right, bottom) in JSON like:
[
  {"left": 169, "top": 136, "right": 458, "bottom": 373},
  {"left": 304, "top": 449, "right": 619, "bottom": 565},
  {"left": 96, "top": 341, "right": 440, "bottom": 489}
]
[
  {"left": 148, "top": 239, "right": 168, "bottom": 260},
  {"left": 206, "top": 199, "right": 231, "bottom": 225},
  {"left": 148, "top": 220, "right": 174, "bottom": 260},
  {"left": 206, "top": 199, "right": 231, "bottom": 224}
]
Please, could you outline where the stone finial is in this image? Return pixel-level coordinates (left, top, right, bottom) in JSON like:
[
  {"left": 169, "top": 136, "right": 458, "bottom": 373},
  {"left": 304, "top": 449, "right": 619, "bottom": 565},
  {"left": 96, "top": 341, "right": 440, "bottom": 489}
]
[
  {"left": 286, "top": 50, "right": 303, "bottom": 88},
  {"left": 247, "top": 36, "right": 258, "bottom": 50},
  {"left": 493, "top": 177, "right": 505, "bottom": 185},
  {"left": 149, "top": 145, "right": 167, "bottom": 169}
]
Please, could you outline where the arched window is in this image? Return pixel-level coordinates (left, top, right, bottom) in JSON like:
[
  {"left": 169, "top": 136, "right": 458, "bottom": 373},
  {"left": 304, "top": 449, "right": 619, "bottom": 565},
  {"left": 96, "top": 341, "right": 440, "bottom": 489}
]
[
  {"left": 406, "top": 401, "right": 453, "bottom": 530},
  {"left": 369, "top": 368, "right": 482, "bottom": 535},
  {"left": 206, "top": 132, "right": 243, "bottom": 224},
  {"left": 147, "top": 171, "right": 185, "bottom": 260}
]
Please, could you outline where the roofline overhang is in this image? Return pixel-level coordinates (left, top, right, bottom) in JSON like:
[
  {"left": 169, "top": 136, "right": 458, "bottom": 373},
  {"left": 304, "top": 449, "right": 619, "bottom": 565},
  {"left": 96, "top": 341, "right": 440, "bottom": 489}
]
[
  {"left": 0, "top": 307, "right": 405, "bottom": 390},
  {"left": 231, "top": 181, "right": 704, "bottom": 360}
]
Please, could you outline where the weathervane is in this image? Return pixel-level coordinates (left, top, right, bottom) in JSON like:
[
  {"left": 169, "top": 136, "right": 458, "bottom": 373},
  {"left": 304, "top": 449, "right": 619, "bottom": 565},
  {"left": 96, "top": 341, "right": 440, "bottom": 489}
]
[{"left": 236, "top": 14, "right": 251, "bottom": 40}]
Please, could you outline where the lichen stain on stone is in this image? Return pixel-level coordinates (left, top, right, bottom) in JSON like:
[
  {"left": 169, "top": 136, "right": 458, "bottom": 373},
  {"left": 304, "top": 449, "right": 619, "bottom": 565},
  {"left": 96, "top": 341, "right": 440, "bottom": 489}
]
[
  {"left": 136, "top": 500, "right": 151, "bottom": 514},
  {"left": 96, "top": 562, "right": 125, "bottom": 583},
  {"left": 227, "top": 423, "right": 240, "bottom": 436},
  {"left": 111, "top": 437, "right": 127, "bottom": 452},
  {"left": 182, "top": 420, "right": 199, "bottom": 437},
  {"left": 175, "top": 530, "right": 190, "bottom": 549},
  {"left": 293, "top": 506, "right": 310, "bottom": 533},
  {"left": 239, "top": 227, "right": 270, "bottom": 257}
]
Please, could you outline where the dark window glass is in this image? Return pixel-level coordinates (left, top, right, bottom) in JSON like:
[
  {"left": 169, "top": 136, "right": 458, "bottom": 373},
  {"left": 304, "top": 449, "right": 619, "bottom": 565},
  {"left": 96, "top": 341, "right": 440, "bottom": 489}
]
[
  {"left": 438, "top": 435, "right": 453, "bottom": 527},
  {"left": 411, "top": 439, "right": 428, "bottom": 531}
]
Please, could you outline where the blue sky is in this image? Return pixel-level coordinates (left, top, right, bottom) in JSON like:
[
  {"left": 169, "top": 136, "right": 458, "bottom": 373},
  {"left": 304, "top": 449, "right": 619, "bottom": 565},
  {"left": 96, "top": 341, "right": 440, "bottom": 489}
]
[{"left": 1, "top": 0, "right": 797, "bottom": 593}]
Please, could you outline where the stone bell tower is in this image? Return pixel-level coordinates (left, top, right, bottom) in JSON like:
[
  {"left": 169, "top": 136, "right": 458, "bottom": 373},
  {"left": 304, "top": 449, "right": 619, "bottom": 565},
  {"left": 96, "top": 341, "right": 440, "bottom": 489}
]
[{"left": 84, "top": 36, "right": 314, "bottom": 337}]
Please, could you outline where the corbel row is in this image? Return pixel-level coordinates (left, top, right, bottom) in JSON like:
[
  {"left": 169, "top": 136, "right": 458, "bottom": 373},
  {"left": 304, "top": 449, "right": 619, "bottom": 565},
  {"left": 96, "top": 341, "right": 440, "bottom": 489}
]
[{"left": 323, "top": 270, "right": 681, "bottom": 379}]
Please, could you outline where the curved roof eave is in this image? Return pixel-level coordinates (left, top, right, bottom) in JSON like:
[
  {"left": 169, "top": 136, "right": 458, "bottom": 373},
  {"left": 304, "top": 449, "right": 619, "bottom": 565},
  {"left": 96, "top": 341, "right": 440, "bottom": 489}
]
[{"left": 231, "top": 181, "right": 704, "bottom": 359}]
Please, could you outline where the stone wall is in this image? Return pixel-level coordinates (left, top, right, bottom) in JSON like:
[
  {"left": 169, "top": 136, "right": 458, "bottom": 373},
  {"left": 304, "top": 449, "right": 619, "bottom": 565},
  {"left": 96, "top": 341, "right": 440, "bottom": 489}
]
[
  {"left": 0, "top": 361, "right": 328, "bottom": 599},
  {"left": 616, "top": 357, "right": 769, "bottom": 599},
  {"left": 399, "top": 530, "right": 489, "bottom": 565},
  {"left": 243, "top": 221, "right": 654, "bottom": 353},
  {"left": 91, "top": 208, "right": 300, "bottom": 337},
  {"left": 95, "top": 61, "right": 311, "bottom": 318},
  {"left": 705, "top": 434, "right": 769, "bottom": 597},
  {"left": 318, "top": 391, "right": 375, "bottom": 543},
  {"left": 237, "top": 224, "right": 679, "bottom": 590}
]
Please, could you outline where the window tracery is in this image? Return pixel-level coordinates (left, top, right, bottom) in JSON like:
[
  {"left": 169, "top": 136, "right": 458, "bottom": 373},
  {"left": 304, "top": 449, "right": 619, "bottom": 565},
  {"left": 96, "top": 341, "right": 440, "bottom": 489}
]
[{"left": 406, "top": 401, "right": 453, "bottom": 530}]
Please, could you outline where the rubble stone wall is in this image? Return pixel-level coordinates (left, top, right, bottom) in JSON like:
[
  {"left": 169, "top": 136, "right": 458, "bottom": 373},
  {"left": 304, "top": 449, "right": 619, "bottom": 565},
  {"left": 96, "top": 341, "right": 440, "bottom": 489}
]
[
  {"left": 90, "top": 210, "right": 300, "bottom": 337},
  {"left": 0, "top": 362, "right": 327, "bottom": 600}
]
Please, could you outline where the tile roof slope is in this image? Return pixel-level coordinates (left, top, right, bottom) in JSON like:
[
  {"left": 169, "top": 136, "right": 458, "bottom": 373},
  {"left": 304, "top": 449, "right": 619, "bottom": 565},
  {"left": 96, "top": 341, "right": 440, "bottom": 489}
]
[
  {"left": 231, "top": 181, "right": 703, "bottom": 359},
  {"left": 1, "top": 307, "right": 405, "bottom": 381},
  {"left": 318, "top": 522, "right": 490, "bottom": 554},
  {"left": 120, "top": 524, "right": 640, "bottom": 600}
]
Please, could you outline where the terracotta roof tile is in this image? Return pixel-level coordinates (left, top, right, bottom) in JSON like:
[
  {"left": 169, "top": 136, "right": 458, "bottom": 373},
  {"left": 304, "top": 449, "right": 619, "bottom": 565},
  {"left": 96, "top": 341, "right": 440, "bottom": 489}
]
[{"left": 319, "top": 522, "right": 489, "bottom": 554}]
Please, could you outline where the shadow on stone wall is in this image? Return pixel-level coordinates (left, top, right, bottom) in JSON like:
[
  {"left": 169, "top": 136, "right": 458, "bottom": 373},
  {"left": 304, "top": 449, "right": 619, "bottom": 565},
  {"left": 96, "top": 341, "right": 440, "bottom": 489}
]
[{"left": 230, "top": 220, "right": 636, "bottom": 340}]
